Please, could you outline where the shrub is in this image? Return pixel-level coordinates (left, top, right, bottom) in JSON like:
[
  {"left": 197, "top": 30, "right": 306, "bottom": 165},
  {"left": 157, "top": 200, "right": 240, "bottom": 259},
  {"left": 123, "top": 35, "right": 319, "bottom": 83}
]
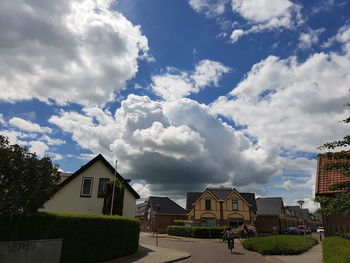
[
  {"left": 323, "top": 237, "right": 350, "bottom": 263},
  {"left": 242, "top": 235, "right": 318, "bottom": 255},
  {"left": 167, "top": 226, "right": 225, "bottom": 238},
  {"left": 0, "top": 212, "right": 140, "bottom": 263}
]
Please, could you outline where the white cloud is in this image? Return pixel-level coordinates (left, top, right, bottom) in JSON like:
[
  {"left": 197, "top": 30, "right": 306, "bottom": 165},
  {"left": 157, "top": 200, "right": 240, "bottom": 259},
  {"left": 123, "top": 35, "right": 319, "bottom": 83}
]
[
  {"left": 132, "top": 183, "right": 151, "bottom": 200},
  {"left": 231, "top": 0, "right": 296, "bottom": 24},
  {"left": 28, "top": 141, "right": 49, "bottom": 157},
  {"left": 211, "top": 46, "right": 350, "bottom": 154},
  {"left": 0, "top": 114, "right": 5, "bottom": 125},
  {"left": 0, "top": 0, "right": 150, "bottom": 106},
  {"left": 40, "top": 135, "right": 66, "bottom": 146},
  {"left": 298, "top": 28, "right": 325, "bottom": 49},
  {"left": 189, "top": 0, "right": 229, "bottom": 17},
  {"left": 228, "top": 0, "right": 302, "bottom": 43},
  {"left": 230, "top": 29, "right": 246, "bottom": 43},
  {"left": 9, "top": 117, "right": 52, "bottom": 134},
  {"left": 323, "top": 25, "right": 350, "bottom": 48},
  {"left": 49, "top": 94, "right": 279, "bottom": 197},
  {"left": 151, "top": 59, "right": 230, "bottom": 100}
]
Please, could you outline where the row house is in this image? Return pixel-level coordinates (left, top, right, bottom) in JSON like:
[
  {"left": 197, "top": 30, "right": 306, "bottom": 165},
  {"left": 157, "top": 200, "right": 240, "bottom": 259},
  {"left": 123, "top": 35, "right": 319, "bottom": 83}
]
[{"left": 255, "top": 198, "right": 322, "bottom": 233}]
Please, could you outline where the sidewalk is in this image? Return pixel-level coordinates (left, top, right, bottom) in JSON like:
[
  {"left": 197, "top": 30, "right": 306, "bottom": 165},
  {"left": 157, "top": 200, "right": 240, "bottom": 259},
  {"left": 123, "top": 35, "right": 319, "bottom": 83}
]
[
  {"left": 104, "top": 243, "right": 191, "bottom": 263},
  {"left": 271, "top": 242, "right": 322, "bottom": 263}
]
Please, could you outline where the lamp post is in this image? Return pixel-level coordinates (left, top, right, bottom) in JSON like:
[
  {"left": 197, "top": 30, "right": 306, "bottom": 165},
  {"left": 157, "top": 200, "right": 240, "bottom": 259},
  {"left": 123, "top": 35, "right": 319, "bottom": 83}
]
[
  {"left": 297, "top": 200, "right": 306, "bottom": 248},
  {"left": 110, "top": 160, "right": 118, "bottom": 215}
]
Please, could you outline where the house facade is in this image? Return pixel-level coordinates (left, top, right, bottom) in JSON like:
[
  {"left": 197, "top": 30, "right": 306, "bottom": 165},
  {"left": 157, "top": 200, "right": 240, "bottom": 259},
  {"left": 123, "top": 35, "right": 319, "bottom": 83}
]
[
  {"left": 42, "top": 154, "right": 140, "bottom": 217},
  {"left": 136, "top": 196, "right": 187, "bottom": 233},
  {"left": 186, "top": 188, "right": 257, "bottom": 227},
  {"left": 315, "top": 153, "right": 350, "bottom": 235},
  {"left": 256, "top": 198, "right": 322, "bottom": 233}
]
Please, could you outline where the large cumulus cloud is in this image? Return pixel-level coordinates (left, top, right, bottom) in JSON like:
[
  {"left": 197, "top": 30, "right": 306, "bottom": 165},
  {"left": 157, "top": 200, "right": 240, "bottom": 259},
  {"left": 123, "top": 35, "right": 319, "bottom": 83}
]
[
  {"left": 0, "top": 0, "right": 150, "bottom": 105},
  {"left": 49, "top": 94, "right": 279, "bottom": 198}
]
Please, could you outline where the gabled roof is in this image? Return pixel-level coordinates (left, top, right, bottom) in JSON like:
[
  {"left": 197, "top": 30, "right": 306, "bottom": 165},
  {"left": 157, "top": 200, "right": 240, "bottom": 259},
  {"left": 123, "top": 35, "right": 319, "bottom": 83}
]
[
  {"left": 59, "top": 154, "right": 140, "bottom": 199},
  {"left": 316, "top": 152, "right": 350, "bottom": 195},
  {"left": 285, "top": 206, "right": 302, "bottom": 219},
  {"left": 186, "top": 188, "right": 257, "bottom": 213},
  {"left": 240, "top": 193, "right": 257, "bottom": 213},
  {"left": 301, "top": 208, "right": 309, "bottom": 220},
  {"left": 186, "top": 192, "right": 202, "bottom": 211},
  {"left": 149, "top": 196, "right": 187, "bottom": 215},
  {"left": 136, "top": 201, "right": 148, "bottom": 217},
  {"left": 209, "top": 188, "right": 232, "bottom": 200},
  {"left": 256, "top": 197, "right": 284, "bottom": 216}
]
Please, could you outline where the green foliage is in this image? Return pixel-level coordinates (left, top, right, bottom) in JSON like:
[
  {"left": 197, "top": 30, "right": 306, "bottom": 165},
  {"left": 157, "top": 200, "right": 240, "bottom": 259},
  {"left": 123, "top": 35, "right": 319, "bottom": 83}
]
[
  {"left": 174, "top": 219, "right": 192, "bottom": 225},
  {"left": 0, "top": 135, "right": 60, "bottom": 214},
  {"left": 103, "top": 179, "right": 124, "bottom": 215},
  {"left": 315, "top": 104, "right": 350, "bottom": 216},
  {"left": 323, "top": 237, "right": 350, "bottom": 263},
  {"left": 0, "top": 212, "right": 140, "bottom": 263},
  {"left": 242, "top": 235, "right": 318, "bottom": 255},
  {"left": 167, "top": 226, "right": 225, "bottom": 238}
]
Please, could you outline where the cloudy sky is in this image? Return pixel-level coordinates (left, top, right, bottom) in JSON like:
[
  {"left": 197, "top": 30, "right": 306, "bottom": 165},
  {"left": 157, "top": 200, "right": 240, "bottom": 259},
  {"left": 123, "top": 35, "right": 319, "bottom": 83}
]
[{"left": 1, "top": 0, "right": 349, "bottom": 210}]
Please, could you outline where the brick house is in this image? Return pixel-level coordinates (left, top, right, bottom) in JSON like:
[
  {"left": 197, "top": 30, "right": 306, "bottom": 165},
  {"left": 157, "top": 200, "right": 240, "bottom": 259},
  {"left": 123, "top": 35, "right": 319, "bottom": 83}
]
[
  {"left": 315, "top": 153, "right": 350, "bottom": 235},
  {"left": 186, "top": 188, "right": 257, "bottom": 227},
  {"left": 255, "top": 197, "right": 300, "bottom": 233},
  {"left": 136, "top": 196, "right": 187, "bottom": 233}
]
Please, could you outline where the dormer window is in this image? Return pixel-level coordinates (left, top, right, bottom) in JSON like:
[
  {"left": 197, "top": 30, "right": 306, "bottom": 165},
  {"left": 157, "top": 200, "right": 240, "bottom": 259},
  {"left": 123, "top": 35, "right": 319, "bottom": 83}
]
[
  {"left": 81, "top": 177, "right": 93, "bottom": 197},
  {"left": 205, "top": 199, "right": 211, "bottom": 210}
]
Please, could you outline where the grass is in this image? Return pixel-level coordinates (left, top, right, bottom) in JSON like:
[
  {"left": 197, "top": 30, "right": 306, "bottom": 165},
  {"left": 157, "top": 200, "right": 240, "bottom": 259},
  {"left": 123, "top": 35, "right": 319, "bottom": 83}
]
[
  {"left": 323, "top": 237, "right": 350, "bottom": 263},
  {"left": 242, "top": 235, "right": 318, "bottom": 255}
]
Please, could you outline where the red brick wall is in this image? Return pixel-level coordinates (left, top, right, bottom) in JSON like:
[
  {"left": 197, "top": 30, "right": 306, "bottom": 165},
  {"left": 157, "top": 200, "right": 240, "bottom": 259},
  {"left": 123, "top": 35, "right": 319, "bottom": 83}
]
[
  {"left": 324, "top": 213, "right": 350, "bottom": 236},
  {"left": 155, "top": 214, "right": 188, "bottom": 233},
  {"left": 256, "top": 215, "right": 280, "bottom": 233}
]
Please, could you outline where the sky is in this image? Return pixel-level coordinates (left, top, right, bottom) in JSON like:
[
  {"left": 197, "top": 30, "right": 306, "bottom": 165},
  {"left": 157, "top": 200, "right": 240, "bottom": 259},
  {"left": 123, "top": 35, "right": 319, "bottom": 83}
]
[{"left": 1, "top": 0, "right": 350, "bottom": 211}]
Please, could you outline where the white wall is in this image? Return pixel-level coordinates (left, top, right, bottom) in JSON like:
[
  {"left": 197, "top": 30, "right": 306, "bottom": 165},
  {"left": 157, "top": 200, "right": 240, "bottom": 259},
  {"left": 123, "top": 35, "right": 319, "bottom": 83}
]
[{"left": 41, "top": 160, "right": 137, "bottom": 217}]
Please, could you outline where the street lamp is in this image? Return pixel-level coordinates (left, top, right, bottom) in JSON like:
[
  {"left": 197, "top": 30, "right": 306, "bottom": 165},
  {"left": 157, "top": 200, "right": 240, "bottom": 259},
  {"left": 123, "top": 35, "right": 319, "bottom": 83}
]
[
  {"left": 110, "top": 160, "right": 118, "bottom": 215},
  {"left": 297, "top": 200, "right": 306, "bottom": 248}
]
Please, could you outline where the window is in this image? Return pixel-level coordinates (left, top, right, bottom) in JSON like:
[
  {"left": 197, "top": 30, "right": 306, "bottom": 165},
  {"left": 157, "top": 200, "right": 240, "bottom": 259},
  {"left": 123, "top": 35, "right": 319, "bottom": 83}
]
[
  {"left": 201, "top": 217, "right": 216, "bottom": 227},
  {"left": 232, "top": 199, "right": 238, "bottom": 211},
  {"left": 98, "top": 178, "right": 110, "bottom": 198},
  {"left": 81, "top": 177, "right": 93, "bottom": 197},
  {"left": 205, "top": 199, "right": 211, "bottom": 210},
  {"left": 228, "top": 218, "right": 243, "bottom": 227}
]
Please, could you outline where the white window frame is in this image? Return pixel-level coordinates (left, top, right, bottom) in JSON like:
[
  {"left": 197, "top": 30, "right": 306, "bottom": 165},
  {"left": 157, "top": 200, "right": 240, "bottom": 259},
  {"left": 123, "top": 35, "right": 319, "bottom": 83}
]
[{"left": 81, "top": 177, "right": 93, "bottom": 197}]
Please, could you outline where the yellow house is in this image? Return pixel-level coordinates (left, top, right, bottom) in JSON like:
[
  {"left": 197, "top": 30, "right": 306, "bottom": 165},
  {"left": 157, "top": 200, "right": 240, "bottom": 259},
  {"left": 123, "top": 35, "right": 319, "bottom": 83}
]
[
  {"left": 41, "top": 154, "right": 140, "bottom": 217},
  {"left": 186, "top": 188, "right": 257, "bottom": 227}
]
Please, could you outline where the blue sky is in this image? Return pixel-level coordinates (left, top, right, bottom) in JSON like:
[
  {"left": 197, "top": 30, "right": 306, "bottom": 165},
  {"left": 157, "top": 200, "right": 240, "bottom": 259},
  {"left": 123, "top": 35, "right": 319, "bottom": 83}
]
[{"left": 1, "top": 0, "right": 350, "bottom": 210}]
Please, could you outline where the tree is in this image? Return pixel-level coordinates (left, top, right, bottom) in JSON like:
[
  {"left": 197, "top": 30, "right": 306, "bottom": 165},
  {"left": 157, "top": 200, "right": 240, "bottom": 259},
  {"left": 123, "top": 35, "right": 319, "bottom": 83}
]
[
  {"left": 314, "top": 106, "right": 350, "bottom": 216},
  {"left": 102, "top": 179, "right": 124, "bottom": 216},
  {"left": 0, "top": 135, "right": 60, "bottom": 214}
]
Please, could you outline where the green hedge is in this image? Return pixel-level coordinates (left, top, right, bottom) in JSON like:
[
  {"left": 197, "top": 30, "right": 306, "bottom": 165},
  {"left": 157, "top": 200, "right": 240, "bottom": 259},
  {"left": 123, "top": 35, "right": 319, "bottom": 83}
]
[
  {"left": 242, "top": 235, "right": 318, "bottom": 255},
  {"left": 323, "top": 237, "right": 350, "bottom": 263},
  {"left": 167, "top": 226, "right": 224, "bottom": 238},
  {"left": 0, "top": 212, "right": 140, "bottom": 263}
]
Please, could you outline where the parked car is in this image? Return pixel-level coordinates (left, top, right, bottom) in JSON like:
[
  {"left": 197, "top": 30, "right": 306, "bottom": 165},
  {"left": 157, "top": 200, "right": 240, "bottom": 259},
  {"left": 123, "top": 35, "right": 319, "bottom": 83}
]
[
  {"left": 317, "top": 227, "right": 324, "bottom": 233},
  {"left": 284, "top": 227, "right": 298, "bottom": 235},
  {"left": 297, "top": 225, "right": 311, "bottom": 235}
]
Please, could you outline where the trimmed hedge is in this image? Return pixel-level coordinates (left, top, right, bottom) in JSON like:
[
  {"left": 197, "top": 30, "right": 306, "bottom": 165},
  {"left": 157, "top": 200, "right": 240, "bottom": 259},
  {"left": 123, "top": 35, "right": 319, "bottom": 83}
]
[
  {"left": 323, "top": 237, "right": 350, "bottom": 263},
  {"left": 242, "top": 235, "right": 318, "bottom": 255},
  {"left": 0, "top": 212, "right": 140, "bottom": 263},
  {"left": 168, "top": 226, "right": 225, "bottom": 238}
]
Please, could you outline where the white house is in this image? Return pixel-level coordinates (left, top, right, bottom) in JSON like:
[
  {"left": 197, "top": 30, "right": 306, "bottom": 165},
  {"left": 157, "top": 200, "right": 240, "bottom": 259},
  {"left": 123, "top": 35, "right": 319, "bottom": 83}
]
[{"left": 42, "top": 154, "right": 140, "bottom": 217}]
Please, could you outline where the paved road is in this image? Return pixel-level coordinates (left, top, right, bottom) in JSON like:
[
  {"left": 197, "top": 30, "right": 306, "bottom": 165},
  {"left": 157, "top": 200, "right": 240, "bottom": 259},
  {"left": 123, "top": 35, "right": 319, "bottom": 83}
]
[{"left": 140, "top": 233, "right": 282, "bottom": 263}]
